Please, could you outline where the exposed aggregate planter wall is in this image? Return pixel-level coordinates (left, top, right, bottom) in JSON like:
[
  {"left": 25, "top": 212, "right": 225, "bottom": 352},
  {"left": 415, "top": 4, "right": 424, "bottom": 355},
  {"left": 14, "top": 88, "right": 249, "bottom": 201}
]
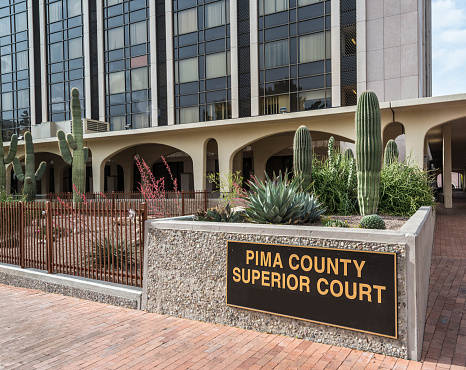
[{"left": 142, "top": 207, "right": 435, "bottom": 361}]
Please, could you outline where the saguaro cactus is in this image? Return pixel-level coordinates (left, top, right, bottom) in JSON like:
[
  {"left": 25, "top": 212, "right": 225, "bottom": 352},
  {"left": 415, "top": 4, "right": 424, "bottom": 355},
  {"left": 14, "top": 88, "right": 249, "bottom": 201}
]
[
  {"left": 344, "top": 148, "right": 354, "bottom": 162},
  {"left": 355, "top": 91, "right": 383, "bottom": 216},
  {"left": 57, "top": 88, "right": 88, "bottom": 203},
  {"left": 293, "top": 125, "right": 313, "bottom": 190},
  {"left": 384, "top": 139, "right": 399, "bottom": 166},
  {"left": 12, "top": 132, "right": 46, "bottom": 201},
  {"left": 0, "top": 131, "right": 18, "bottom": 191}
]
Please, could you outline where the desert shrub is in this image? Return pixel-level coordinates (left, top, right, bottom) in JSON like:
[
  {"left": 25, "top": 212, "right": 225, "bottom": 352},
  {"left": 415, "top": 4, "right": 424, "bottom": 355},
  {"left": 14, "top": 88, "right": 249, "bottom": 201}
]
[
  {"left": 310, "top": 154, "right": 358, "bottom": 215},
  {"left": 322, "top": 218, "right": 350, "bottom": 228},
  {"left": 378, "top": 159, "right": 435, "bottom": 216}
]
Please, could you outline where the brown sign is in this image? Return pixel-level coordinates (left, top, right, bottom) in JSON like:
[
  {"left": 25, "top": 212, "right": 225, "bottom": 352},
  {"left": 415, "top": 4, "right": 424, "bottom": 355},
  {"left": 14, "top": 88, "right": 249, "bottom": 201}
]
[{"left": 226, "top": 241, "right": 397, "bottom": 338}]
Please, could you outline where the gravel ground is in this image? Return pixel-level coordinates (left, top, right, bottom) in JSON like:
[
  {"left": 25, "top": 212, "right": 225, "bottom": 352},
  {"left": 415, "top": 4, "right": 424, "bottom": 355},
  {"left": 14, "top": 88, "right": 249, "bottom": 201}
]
[{"left": 313, "top": 214, "right": 409, "bottom": 230}]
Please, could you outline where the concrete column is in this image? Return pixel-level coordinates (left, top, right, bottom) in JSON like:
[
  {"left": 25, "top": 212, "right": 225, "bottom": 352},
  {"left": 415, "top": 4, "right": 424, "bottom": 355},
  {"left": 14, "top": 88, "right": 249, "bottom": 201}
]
[
  {"left": 404, "top": 125, "right": 425, "bottom": 169},
  {"left": 121, "top": 161, "right": 134, "bottom": 193},
  {"left": 443, "top": 124, "right": 452, "bottom": 209},
  {"left": 92, "top": 158, "right": 105, "bottom": 193},
  {"left": 96, "top": 0, "right": 106, "bottom": 122},
  {"left": 39, "top": 0, "right": 48, "bottom": 122},
  {"left": 232, "top": 150, "right": 243, "bottom": 175},
  {"left": 190, "top": 148, "right": 206, "bottom": 191},
  {"left": 165, "top": 0, "right": 175, "bottom": 125},
  {"left": 27, "top": 0, "right": 36, "bottom": 125},
  {"left": 356, "top": 0, "right": 366, "bottom": 96},
  {"left": 463, "top": 170, "right": 466, "bottom": 193},
  {"left": 149, "top": 0, "right": 158, "bottom": 126},
  {"left": 83, "top": 0, "right": 91, "bottom": 119},
  {"left": 230, "top": 0, "right": 239, "bottom": 118},
  {"left": 253, "top": 152, "right": 268, "bottom": 182},
  {"left": 218, "top": 149, "right": 233, "bottom": 193},
  {"left": 331, "top": 0, "right": 341, "bottom": 107},
  {"left": 250, "top": 0, "right": 259, "bottom": 116},
  {"left": 41, "top": 166, "right": 49, "bottom": 194},
  {"left": 54, "top": 164, "right": 66, "bottom": 193}
]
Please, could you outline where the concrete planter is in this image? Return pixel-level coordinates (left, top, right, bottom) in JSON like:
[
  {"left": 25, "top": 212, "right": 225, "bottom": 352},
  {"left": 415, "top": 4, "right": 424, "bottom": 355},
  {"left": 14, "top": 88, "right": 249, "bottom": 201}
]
[{"left": 142, "top": 207, "right": 434, "bottom": 360}]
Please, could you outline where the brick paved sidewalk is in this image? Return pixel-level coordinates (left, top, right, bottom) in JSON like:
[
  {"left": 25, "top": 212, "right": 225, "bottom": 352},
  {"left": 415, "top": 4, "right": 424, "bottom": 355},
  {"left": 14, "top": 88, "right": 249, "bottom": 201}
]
[{"left": 0, "top": 200, "right": 465, "bottom": 369}]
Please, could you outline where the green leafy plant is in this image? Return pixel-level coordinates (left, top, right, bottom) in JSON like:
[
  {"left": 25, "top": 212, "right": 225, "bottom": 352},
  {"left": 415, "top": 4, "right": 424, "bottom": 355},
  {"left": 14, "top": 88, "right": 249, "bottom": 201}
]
[
  {"left": 293, "top": 125, "right": 313, "bottom": 190},
  {"left": 206, "top": 170, "right": 245, "bottom": 207},
  {"left": 0, "top": 131, "right": 18, "bottom": 192},
  {"left": 310, "top": 150, "right": 358, "bottom": 216},
  {"left": 12, "top": 132, "right": 47, "bottom": 201},
  {"left": 359, "top": 214, "right": 386, "bottom": 230},
  {"left": 356, "top": 91, "right": 383, "bottom": 216},
  {"left": 194, "top": 203, "right": 243, "bottom": 223},
  {"left": 378, "top": 159, "right": 436, "bottom": 216},
  {"left": 57, "top": 88, "right": 89, "bottom": 203}
]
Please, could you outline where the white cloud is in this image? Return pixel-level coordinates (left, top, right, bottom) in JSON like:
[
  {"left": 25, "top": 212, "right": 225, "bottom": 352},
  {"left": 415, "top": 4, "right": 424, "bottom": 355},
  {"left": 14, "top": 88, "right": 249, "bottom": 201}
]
[{"left": 432, "top": 0, "right": 466, "bottom": 96}]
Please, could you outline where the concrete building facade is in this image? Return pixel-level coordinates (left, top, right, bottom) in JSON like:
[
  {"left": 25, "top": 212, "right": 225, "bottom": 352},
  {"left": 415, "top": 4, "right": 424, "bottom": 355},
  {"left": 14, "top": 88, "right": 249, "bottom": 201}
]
[{"left": 3, "top": 0, "right": 464, "bottom": 209}]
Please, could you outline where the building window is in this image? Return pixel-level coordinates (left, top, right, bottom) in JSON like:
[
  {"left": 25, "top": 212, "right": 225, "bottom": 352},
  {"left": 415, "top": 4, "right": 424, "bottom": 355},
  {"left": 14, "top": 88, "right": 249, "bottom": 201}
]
[
  {"left": 46, "top": 0, "right": 85, "bottom": 122},
  {"left": 0, "top": 0, "right": 31, "bottom": 142},
  {"left": 258, "top": 0, "right": 331, "bottom": 115},
  {"left": 104, "top": 0, "right": 151, "bottom": 130},
  {"left": 173, "top": 0, "right": 231, "bottom": 124}
]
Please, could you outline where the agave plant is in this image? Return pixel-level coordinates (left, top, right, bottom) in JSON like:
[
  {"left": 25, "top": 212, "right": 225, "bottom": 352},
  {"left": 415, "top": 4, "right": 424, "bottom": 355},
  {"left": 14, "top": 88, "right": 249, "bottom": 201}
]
[
  {"left": 194, "top": 203, "right": 242, "bottom": 223},
  {"left": 243, "top": 172, "right": 306, "bottom": 224},
  {"left": 300, "top": 192, "right": 326, "bottom": 223}
]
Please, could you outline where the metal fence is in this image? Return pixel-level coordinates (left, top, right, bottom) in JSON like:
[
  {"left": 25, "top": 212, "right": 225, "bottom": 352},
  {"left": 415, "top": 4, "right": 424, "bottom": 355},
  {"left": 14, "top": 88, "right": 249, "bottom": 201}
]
[
  {"left": 0, "top": 201, "right": 147, "bottom": 287},
  {"left": 45, "top": 191, "right": 212, "bottom": 218}
]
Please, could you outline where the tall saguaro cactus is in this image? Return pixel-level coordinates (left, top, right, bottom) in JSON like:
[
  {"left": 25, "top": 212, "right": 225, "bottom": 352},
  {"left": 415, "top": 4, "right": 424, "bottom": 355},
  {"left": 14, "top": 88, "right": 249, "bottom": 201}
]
[
  {"left": 355, "top": 91, "right": 383, "bottom": 216},
  {"left": 293, "top": 125, "right": 313, "bottom": 190},
  {"left": 384, "top": 139, "right": 399, "bottom": 166},
  {"left": 12, "top": 132, "right": 47, "bottom": 201},
  {"left": 0, "top": 131, "right": 18, "bottom": 191},
  {"left": 57, "top": 88, "right": 88, "bottom": 203}
]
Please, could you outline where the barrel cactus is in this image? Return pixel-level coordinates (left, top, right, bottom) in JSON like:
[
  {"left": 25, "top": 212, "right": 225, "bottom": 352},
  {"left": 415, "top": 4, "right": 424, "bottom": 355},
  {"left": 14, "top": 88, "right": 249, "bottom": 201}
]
[
  {"left": 384, "top": 139, "right": 399, "bottom": 166},
  {"left": 355, "top": 91, "right": 383, "bottom": 216},
  {"left": 0, "top": 130, "right": 18, "bottom": 192},
  {"left": 359, "top": 214, "right": 386, "bottom": 230},
  {"left": 12, "top": 132, "right": 47, "bottom": 201},
  {"left": 293, "top": 125, "right": 313, "bottom": 190},
  {"left": 57, "top": 88, "right": 88, "bottom": 203}
]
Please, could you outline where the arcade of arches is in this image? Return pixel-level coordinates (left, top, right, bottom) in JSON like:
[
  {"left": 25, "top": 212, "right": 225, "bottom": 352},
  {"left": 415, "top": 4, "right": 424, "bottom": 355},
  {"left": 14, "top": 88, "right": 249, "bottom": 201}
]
[{"left": 3, "top": 94, "right": 466, "bottom": 209}]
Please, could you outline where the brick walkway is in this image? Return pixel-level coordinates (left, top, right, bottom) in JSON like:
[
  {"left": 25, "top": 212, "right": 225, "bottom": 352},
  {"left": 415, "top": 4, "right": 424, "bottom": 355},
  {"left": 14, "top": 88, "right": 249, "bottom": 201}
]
[{"left": 0, "top": 200, "right": 465, "bottom": 369}]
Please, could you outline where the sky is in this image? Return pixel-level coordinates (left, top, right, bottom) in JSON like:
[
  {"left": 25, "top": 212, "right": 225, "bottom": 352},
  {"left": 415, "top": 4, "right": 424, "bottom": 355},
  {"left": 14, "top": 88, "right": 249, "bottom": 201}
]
[{"left": 432, "top": 0, "right": 466, "bottom": 96}]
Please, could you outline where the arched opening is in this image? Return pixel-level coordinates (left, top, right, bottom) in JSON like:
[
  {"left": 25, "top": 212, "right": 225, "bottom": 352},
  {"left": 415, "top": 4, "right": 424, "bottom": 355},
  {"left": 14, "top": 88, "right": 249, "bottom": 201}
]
[
  {"left": 205, "top": 139, "right": 219, "bottom": 192},
  {"left": 104, "top": 143, "right": 195, "bottom": 193},
  {"left": 383, "top": 122, "right": 406, "bottom": 163}
]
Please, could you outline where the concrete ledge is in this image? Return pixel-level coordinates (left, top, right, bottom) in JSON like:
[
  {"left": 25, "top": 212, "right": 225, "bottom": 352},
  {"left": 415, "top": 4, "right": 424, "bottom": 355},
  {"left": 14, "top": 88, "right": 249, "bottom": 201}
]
[{"left": 0, "top": 263, "right": 142, "bottom": 309}]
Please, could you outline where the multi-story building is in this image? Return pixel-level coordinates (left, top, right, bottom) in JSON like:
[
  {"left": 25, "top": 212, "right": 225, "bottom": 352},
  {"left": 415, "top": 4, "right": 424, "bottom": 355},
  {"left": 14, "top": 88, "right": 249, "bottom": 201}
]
[{"left": 5, "top": 0, "right": 464, "bottom": 209}]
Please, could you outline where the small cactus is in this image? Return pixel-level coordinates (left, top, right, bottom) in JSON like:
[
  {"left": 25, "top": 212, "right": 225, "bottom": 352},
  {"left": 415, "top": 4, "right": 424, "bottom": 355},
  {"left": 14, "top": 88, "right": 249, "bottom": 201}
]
[
  {"left": 57, "top": 88, "right": 88, "bottom": 203},
  {"left": 12, "top": 132, "right": 46, "bottom": 201},
  {"left": 384, "top": 139, "right": 399, "bottom": 166},
  {"left": 0, "top": 130, "right": 18, "bottom": 191},
  {"left": 344, "top": 148, "right": 354, "bottom": 162},
  {"left": 194, "top": 204, "right": 242, "bottom": 223},
  {"left": 355, "top": 91, "right": 383, "bottom": 216},
  {"left": 359, "top": 214, "right": 386, "bottom": 230},
  {"left": 293, "top": 125, "right": 313, "bottom": 190}
]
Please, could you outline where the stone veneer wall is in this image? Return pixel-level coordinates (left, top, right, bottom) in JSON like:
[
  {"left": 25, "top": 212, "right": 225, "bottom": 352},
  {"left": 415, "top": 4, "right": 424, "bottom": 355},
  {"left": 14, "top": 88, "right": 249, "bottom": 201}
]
[{"left": 143, "top": 226, "right": 410, "bottom": 358}]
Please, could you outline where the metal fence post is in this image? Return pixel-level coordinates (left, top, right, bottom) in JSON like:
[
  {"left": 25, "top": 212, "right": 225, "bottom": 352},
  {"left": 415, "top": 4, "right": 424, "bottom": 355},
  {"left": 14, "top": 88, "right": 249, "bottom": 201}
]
[
  {"left": 19, "top": 202, "right": 25, "bottom": 268},
  {"left": 45, "top": 201, "right": 54, "bottom": 274},
  {"left": 204, "top": 190, "right": 208, "bottom": 211},
  {"left": 181, "top": 191, "right": 185, "bottom": 216}
]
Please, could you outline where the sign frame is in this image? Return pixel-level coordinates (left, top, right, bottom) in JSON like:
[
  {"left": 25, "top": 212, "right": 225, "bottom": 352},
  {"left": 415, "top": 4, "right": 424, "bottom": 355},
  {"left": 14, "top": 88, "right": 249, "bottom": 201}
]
[{"left": 226, "top": 240, "right": 398, "bottom": 339}]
